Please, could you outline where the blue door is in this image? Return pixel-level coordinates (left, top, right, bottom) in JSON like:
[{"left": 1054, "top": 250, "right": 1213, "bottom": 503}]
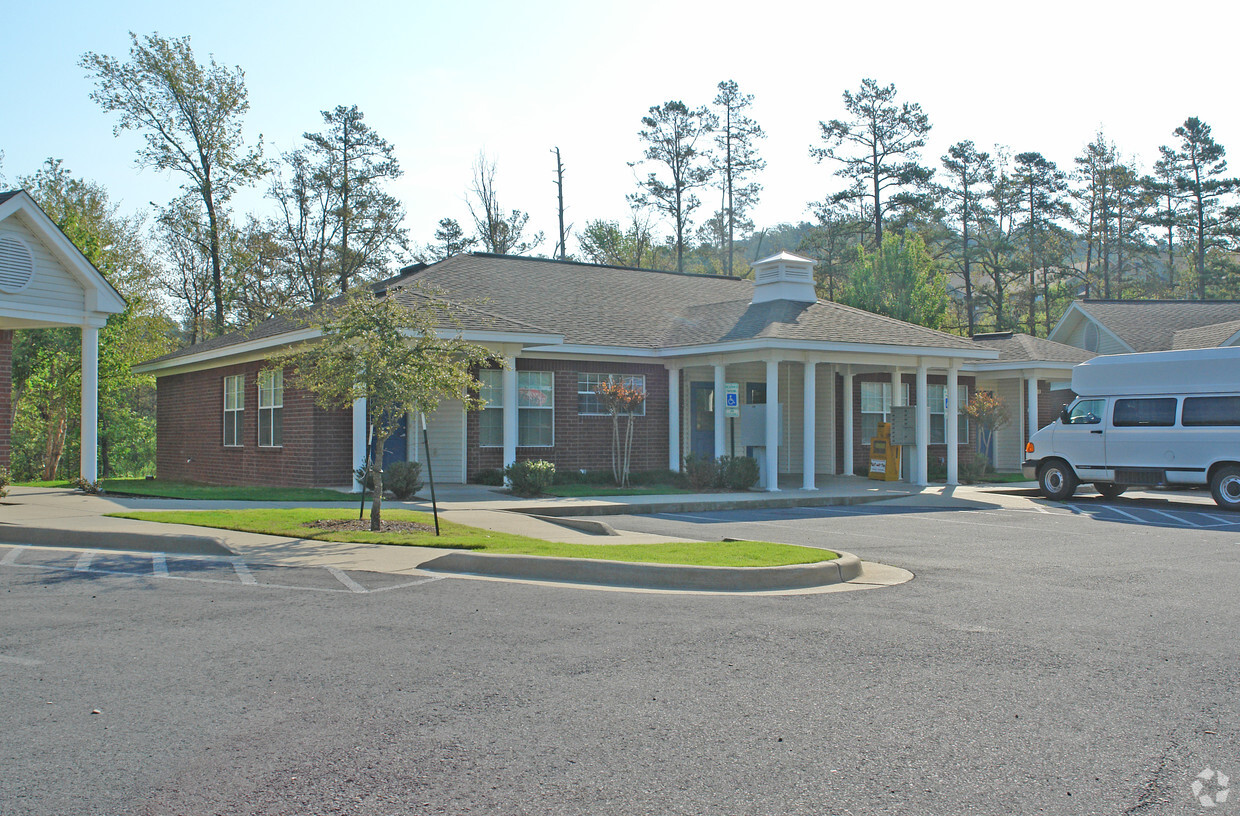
[{"left": 690, "top": 382, "right": 715, "bottom": 460}]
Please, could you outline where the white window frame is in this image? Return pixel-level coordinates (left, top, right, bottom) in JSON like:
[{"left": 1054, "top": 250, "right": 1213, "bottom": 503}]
[
  {"left": 517, "top": 371, "right": 554, "bottom": 447},
  {"left": 258, "top": 369, "right": 283, "bottom": 448},
  {"left": 578, "top": 373, "right": 646, "bottom": 416},
  {"left": 930, "top": 384, "right": 969, "bottom": 444},
  {"left": 223, "top": 374, "right": 244, "bottom": 447},
  {"left": 861, "top": 381, "right": 908, "bottom": 443},
  {"left": 478, "top": 369, "right": 503, "bottom": 447}
]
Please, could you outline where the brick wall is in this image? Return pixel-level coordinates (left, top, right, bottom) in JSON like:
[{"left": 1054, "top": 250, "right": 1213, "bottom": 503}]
[
  {"left": 1037, "top": 386, "right": 1076, "bottom": 436},
  {"left": 845, "top": 372, "right": 978, "bottom": 476},
  {"left": 467, "top": 359, "right": 670, "bottom": 479},
  {"left": 0, "top": 330, "right": 11, "bottom": 472},
  {"left": 156, "top": 360, "right": 352, "bottom": 487}
]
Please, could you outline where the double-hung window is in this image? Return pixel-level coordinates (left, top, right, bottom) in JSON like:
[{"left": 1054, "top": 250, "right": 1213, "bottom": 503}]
[
  {"left": 477, "top": 370, "right": 554, "bottom": 447},
  {"left": 223, "top": 374, "right": 244, "bottom": 447},
  {"left": 929, "top": 384, "right": 970, "bottom": 443},
  {"left": 577, "top": 373, "right": 646, "bottom": 416},
  {"left": 517, "top": 371, "right": 554, "bottom": 446},
  {"left": 478, "top": 369, "right": 503, "bottom": 447},
  {"left": 860, "top": 381, "right": 909, "bottom": 442},
  {"left": 258, "top": 369, "right": 283, "bottom": 448}
]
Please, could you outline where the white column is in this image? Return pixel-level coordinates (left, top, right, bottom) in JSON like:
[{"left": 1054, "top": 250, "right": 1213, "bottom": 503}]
[
  {"left": 502, "top": 357, "right": 518, "bottom": 470},
  {"left": 765, "top": 358, "right": 780, "bottom": 491},
  {"left": 842, "top": 365, "right": 854, "bottom": 476},
  {"left": 407, "top": 411, "right": 419, "bottom": 463},
  {"left": 946, "top": 365, "right": 960, "bottom": 486},
  {"left": 1027, "top": 375, "right": 1039, "bottom": 441},
  {"left": 802, "top": 360, "right": 816, "bottom": 489},
  {"left": 891, "top": 366, "right": 904, "bottom": 480},
  {"left": 79, "top": 325, "right": 99, "bottom": 482},
  {"left": 351, "top": 396, "right": 367, "bottom": 490},
  {"left": 713, "top": 363, "right": 726, "bottom": 459},
  {"left": 668, "top": 366, "right": 681, "bottom": 472},
  {"left": 915, "top": 361, "right": 929, "bottom": 486}
]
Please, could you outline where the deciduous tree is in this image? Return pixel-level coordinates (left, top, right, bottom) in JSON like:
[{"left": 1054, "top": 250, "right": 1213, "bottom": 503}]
[{"left": 467, "top": 154, "right": 543, "bottom": 255}]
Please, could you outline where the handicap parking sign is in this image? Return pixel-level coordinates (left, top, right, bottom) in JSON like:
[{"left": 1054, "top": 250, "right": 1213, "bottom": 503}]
[{"left": 723, "top": 383, "right": 740, "bottom": 417}]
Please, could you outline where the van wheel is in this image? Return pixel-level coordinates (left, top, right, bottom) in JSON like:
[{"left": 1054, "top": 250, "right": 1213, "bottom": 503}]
[
  {"left": 1038, "top": 460, "right": 1078, "bottom": 501},
  {"left": 1094, "top": 482, "right": 1126, "bottom": 499},
  {"left": 1210, "top": 466, "right": 1240, "bottom": 510}
]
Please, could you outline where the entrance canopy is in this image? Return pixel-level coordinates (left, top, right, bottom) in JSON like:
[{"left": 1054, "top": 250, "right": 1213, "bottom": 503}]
[{"left": 0, "top": 191, "right": 127, "bottom": 480}]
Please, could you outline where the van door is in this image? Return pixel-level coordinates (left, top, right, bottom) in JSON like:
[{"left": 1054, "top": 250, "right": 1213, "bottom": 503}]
[
  {"left": 1106, "top": 397, "right": 1180, "bottom": 484},
  {"left": 1053, "top": 398, "right": 1111, "bottom": 481}
]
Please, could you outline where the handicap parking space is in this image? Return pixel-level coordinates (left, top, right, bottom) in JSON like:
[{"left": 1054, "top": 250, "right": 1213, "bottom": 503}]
[
  {"left": 0, "top": 544, "right": 444, "bottom": 595},
  {"left": 1064, "top": 498, "right": 1240, "bottom": 530}
]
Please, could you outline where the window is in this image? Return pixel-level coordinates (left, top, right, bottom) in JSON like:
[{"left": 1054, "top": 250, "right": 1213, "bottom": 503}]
[
  {"left": 518, "top": 371, "right": 554, "bottom": 446},
  {"left": 578, "top": 373, "right": 646, "bottom": 416},
  {"left": 861, "top": 381, "right": 909, "bottom": 442},
  {"left": 929, "top": 384, "right": 969, "bottom": 444},
  {"left": 1183, "top": 396, "right": 1240, "bottom": 426},
  {"left": 1113, "top": 398, "right": 1177, "bottom": 427},
  {"left": 478, "top": 369, "right": 503, "bottom": 447},
  {"left": 258, "top": 369, "right": 283, "bottom": 447},
  {"left": 1066, "top": 399, "right": 1105, "bottom": 425},
  {"left": 223, "top": 374, "right": 244, "bottom": 447}
]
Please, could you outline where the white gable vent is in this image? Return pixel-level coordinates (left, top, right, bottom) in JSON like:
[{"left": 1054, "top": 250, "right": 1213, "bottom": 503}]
[
  {"left": 750, "top": 251, "right": 817, "bottom": 304},
  {"left": 0, "top": 234, "right": 35, "bottom": 294}
]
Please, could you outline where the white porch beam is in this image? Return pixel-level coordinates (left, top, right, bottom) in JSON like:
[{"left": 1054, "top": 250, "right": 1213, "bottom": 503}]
[
  {"left": 915, "top": 361, "right": 929, "bottom": 486},
  {"left": 765, "top": 358, "right": 780, "bottom": 491},
  {"left": 802, "top": 360, "right": 816, "bottom": 489},
  {"left": 80, "top": 325, "right": 99, "bottom": 482},
  {"left": 351, "top": 397, "right": 367, "bottom": 491},
  {"left": 502, "top": 356, "right": 518, "bottom": 471},
  {"left": 668, "top": 366, "right": 681, "bottom": 472},
  {"left": 946, "top": 365, "right": 960, "bottom": 485},
  {"left": 842, "top": 365, "right": 854, "bottom": 476},
  {"left": 713, "top": 363, "right": 726, "bottom": 459}
]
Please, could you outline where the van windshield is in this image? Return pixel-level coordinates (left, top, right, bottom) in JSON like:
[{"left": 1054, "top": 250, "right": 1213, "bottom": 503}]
[{"left": 1065, "top": 399, "right": 1105, "bottom": 425}]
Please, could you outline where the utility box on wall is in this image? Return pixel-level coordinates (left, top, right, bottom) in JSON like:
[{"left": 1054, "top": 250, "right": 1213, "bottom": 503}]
[
  {"left": 890, "top": 405, "right": 917, "bottom": 446},
  {"left": 738, "top": 404, "right": 783, "bottom": 447}
]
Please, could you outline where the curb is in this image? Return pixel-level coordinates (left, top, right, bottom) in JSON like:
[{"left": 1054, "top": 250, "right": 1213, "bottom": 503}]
[
  {"left": 419, "top": 550, "right": 863, "bottom": 592},
  {"left": 526, "top": 514, "right": 618, "bottom": 535},
  {"left": 514, "top": 492, "right": 907, "bottom": 518},
  {"left": 0, "top": 524, "right": 234, "bottom": 556}
]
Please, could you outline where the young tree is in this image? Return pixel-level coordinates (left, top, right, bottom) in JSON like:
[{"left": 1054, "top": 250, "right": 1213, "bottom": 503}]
[
  {"left": 82, "top": 32, "right": 266, "bottom": 336},
  {"left": 279, "top": 286, "right": 493, "bottom": 530},
  {"left": 419, "top": 217, "right": 476, "bottom": 261},
  {"left": 841, "top": 233, "right": 948, "bottom": 329},
  {"left": 940, "top": 141, "right": 993, "bottom": 336},
  {"left": 467, "top": 153, "right": 543, "bottom": 255},
  {"left": 577, "top": 214, "right": 664, "bottom": 269},
  {"left": 628, "top": 100, "right": 717, "bottom": 273},
  {"left": 1161, "top": 117, "right": 1237, "bottom": 298},
  {"left": 594, "top": 379, "right": 647, "bottom": 488},
  {"left": 712, "top": 80, "right": 766, "bottom": 276},
  {"left": 810, "top": 78, "right": 933, "bottom": 247}
]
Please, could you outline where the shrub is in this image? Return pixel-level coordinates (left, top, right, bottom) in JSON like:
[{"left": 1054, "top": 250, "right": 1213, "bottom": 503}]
[
  {"left": 504, "top": 460, "right": 556, "bottom": 497},
  {"left": 0, "top": 468, "right": 9, "bottom": 499},
  {"left": 72, "top": 477, "right": 100, "bottom": 495},
  {"left": 628, "top": 468, "right": 686, "bottom": 488},
  {"left": 386, "top": 461, "right": 424, "bottom": 500},
  {"left": 354, "top": 465, "right": 377, "bottom": 492},
  {"left": 470, "top": 468, "right": 505, "bottom": 486},
  {"left": 720, "top": 456, "right": 760, "bottom": 490},
  {"left": 552, "top": 469, "right": 613, "bottom": 486},
  {"left": 683, "top": 455, "right": 723, "bottom": 491}
]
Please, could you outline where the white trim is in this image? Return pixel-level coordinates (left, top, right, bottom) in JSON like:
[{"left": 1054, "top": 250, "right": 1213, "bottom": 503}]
[{"left": 1049, "top": 302, "right": 1134, "bottom": 353}]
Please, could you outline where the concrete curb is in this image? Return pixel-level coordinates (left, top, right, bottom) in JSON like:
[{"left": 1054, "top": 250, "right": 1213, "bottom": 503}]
[
  {"left": 419, "top": 550, "right": 863, "bottom": 592},
  {"left": 0, "top": 523, "right": 234, "bottom": 556},
  {"left": 519, "top": 492, "right": 906, "bottom": 518},
  {"left": 526, "top": 515, "right": 619, "bottom": 535}
]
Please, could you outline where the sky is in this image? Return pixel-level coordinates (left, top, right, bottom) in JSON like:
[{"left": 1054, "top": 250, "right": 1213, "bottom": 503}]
[{"left": 2, "top": 0, "right": 1237, "bottom": 261}]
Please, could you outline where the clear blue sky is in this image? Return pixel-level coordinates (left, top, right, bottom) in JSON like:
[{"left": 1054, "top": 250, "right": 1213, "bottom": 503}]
[{"left": 2, "top": 0, "right": 1235, "bottom": 258}]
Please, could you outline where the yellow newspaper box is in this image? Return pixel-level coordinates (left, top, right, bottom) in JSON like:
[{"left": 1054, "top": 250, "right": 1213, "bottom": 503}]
[{"left": 868, "top": 422, "right": 901, "bottom": 481}]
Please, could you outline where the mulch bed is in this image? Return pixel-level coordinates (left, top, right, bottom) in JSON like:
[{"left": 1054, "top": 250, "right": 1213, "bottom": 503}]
[{"left": 307, "top": 518, "right": 436, "bottom": 534}]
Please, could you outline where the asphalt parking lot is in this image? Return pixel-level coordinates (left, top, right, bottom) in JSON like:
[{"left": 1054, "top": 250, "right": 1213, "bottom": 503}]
[{"left": 2, "top": 486, "right": 1238, "bottom": 815}]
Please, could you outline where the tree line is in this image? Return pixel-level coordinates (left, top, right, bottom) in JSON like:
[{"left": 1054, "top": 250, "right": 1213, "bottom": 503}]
[{"left": 7, "top": 30, "right": 1240, "bottom": 480}]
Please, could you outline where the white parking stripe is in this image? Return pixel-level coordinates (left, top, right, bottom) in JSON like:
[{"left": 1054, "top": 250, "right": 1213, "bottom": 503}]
[
  {"left": 1096, "top": 505, "right": 1148, "bottom": 524},
  {"left": 1, "top": 546, "right": 28, "bottom": 565},
  {"left": 230, "top": 557, "right": 257, "bottom": 585},
  {"left": 151, "top": 553, "right": 168, "bottom": 577},
  {"left": 327, "top": 567, "right": 368, "bottom": 593},
  {"left": 1198, "top": 512, "right": 1240, "bottom": 526},
  {"left": 74, "top": 551, "right": 97, "bottom": 571},
  {"left": 1148, "top": 508, "right": 1203, "bottom": 527}
]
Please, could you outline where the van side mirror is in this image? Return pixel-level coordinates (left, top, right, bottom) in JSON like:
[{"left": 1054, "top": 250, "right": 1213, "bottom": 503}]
[{"left": 1059, "top": 407, "right": 1070, "bottom": 424}]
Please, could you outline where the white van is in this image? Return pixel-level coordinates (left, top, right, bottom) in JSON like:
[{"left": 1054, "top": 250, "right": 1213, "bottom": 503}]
[{"left": 1022, "top": 347, "right": 1240, "bottom": 509}]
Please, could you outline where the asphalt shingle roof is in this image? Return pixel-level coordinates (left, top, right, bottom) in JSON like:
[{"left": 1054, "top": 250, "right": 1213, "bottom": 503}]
[
  {"left": 1076, "top": 300, "right": 1240, "bottom": 352},
  {"left": 1170, "top": 318, "right": 1240, "bottom": 350},
  {"left": 145, "top": 252, "right": 983, "bottom": 366},
  {"left": 967, "top": 332, "right": 1094, "bottom": 364}
]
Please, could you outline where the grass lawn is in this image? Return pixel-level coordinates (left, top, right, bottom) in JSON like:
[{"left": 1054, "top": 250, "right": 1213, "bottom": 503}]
[
  {"left": 544, "top": 483, "right": 695, "bottom": 498},
  {"left": 107, "top": 508, "right": 836, "bottom": 567}
]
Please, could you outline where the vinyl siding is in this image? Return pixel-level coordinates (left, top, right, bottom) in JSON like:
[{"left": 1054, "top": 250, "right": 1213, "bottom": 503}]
[{"left": 0, "top": 219, "right": 86, "bottom": 318}]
